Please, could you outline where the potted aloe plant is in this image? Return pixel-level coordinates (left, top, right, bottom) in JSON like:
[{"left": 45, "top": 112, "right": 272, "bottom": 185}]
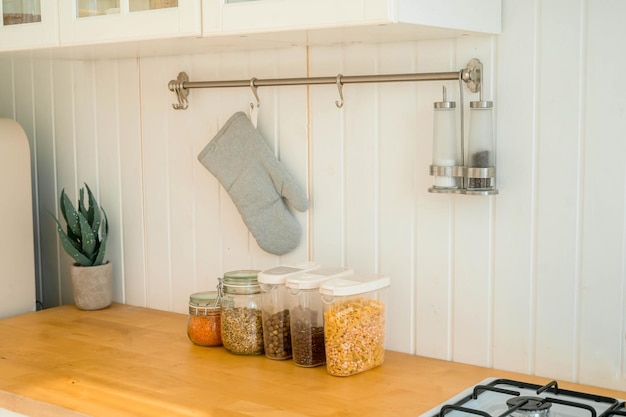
[{"left": 52, "top": 183, "right": 112, "bottom": 310}]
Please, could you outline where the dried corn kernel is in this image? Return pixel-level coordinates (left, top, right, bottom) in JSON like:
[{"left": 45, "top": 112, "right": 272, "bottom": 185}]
[{"left": 324, "top": 298, "right": 385, "bottom": 376}]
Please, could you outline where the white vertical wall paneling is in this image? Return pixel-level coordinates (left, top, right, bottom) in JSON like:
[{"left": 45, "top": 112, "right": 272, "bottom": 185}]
[
  {"left": 309, "top": 46, "right": 347, "bottom": 267},
  {"left": 13, "top": 58, "right": 35, "bottom": 167},
  {"left": 32, "top": 58, "right": 56, "bottom": 306},
  {"left": 414, "top": 39, "right": 458, "bottom": 361},
  {"left": 51, "top": 59, "right": 77, "bottom": 306},
  {"left": 187, "top": 53, "right": 224, "bottom": 292},
  {"left": 241, "top": 48, "right": 305, "bottom": 268},
  {"left": 139, "top": 56, "right": 174, "bottom": 311},
  {"left": 271, "top": 48, "right": 309, "bottom": 265},
  {"left": 73, "top": 61, "right": 98, "bottom": 191},
  {"left": 214, "top": 51, "right": 263, "bottom": 271},
  {"left": 452, "top": 36, "right": 497, "bottom": 368},
  {"left": 165, "top": 54, "right": 199, "bottom": 314},
  {"left": 342, "top": 44, "right": 378, "bottom": 273},
  {"left": 94, "top": 60, "right": 125, "bottom": 304},
  {"left": 579, "top": 0, "right": 626, "bottom": 389},
  {"left": 377, "top": 42, "right": 419, "bottom": 353},
  {"left": 0, "top": 57, "right": 14, "bottom": 118},
  {"left": 533, "top": 0, "right": 583, "bottom": 382},
  {"left": 117, "top": 58, "right": 147, "bottom": 307},
  {"left": 492, "top": 0, "right": 536, "bottom": 376},
  {"left": 235, "top": 51, "right": 279, "bottom": 269}
]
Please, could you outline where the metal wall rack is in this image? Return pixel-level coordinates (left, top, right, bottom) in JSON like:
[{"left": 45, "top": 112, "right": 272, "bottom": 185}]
[
  {"left": 168, "top": 58, "right": 483, "bottom": 111},
  {"left": 167, "top": 58, "right": 497, "bottom": 195}
]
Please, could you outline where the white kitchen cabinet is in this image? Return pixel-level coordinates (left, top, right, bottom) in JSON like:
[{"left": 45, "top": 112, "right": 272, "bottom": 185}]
[
  {"left": 0, "top": 0, "right": 501, "bottom": 59},
  {"left": 58, "top": 0, "right": 201, "bottom": 45},
  {"left": 0, "top": 0, "right": 58, "bottom": 51},
  {"left": 202, "top": 0, "right": 502, "bottom": 45}
]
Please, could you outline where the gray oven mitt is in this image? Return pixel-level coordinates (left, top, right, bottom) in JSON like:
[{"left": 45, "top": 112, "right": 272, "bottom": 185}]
[{"left": 198, "top": 112, "right": 309, "bottom": 255}]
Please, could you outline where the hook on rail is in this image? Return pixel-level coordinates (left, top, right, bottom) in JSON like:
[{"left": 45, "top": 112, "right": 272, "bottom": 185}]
[
  {"left": 168, "top": 72, "right": 189, "bottom": 110},
  {"left": 335, "top": 74, "right": 344, "bottom": 108},
  {"left": 250, "top": 77, "right": 261, "bottom": 109}
]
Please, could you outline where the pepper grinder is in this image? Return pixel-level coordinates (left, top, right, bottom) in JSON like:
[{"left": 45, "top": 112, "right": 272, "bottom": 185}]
[
  {"left": 466, "top": 100, "right": 495, "bottom": 191},
  {"left": 431, "top": 86, "right": 461, "bottom": 189}
]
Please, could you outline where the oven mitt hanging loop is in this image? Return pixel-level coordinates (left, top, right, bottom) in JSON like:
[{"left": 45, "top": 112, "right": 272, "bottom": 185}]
[{"left": 198, "top": 112, "right": 309, "bottom": 255}]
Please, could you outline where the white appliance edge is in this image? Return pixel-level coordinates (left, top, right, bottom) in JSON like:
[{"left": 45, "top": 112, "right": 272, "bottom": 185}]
[{"left": 0, "top": 119, "right": 37, "bottom": 319}]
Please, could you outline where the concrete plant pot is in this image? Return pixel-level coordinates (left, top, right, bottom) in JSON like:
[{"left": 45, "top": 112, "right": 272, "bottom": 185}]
[{"left": 71, "top": 262, "right": 113, "bottom": 310}]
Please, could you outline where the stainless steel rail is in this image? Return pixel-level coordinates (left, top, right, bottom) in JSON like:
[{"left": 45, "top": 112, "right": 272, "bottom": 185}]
[{"left": 167, "top": 58, "right": 483, "bottom": 110}]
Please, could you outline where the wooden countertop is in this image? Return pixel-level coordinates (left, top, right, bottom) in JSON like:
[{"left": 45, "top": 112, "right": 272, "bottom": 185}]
[{"left": 0, "top": 303, "right": 624, "bottom": 417}]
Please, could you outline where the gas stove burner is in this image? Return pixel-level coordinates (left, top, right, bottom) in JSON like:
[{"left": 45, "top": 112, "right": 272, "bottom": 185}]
[{"left": 507, "top": 397, "right": 552, "bottom": 417}]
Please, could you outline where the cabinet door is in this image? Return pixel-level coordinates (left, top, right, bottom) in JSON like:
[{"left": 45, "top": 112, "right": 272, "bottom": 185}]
[
  {"left": 202, "top": 0, "right": 391, "bottom": 35},
  {"left": 0, "top": 0, "right": 58, "bottom": 51},
  {"left": 59, "top": 0, "right": 201, "bottom": 45},
  {"left": 202, "top": 0, "right": 501, "bottom": 44}
]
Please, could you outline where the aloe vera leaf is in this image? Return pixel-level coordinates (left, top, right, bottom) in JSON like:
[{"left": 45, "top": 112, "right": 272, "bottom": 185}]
[
  {"left": 93, "top": 210, "right": 108, "bottom": 266},
  {"left": 79, "top": 187, "right": 86, "bottom": 218},
  {"left": 52, "top": 217, "right": 93, "bottom": 266},
  {"left": 85, "top": 184, "right": 101, "bottom": 237},
  {"left": 60, "top": 190, "right": 81, "bottom": 238},
  {"left": 78, "top": 209, "right": 97, "bottom": 258},
  {"left": 59, "top": 189, "right": 69, "bottom": 225}
]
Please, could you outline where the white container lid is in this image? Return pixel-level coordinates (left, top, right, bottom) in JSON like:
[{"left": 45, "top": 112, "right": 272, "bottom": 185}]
[
  {"left": 286, "top": 266, "right": 354, "bottom": 290},
  {"left": 319, "top": 273, "right": 390, "bottom": 297},
  {"left": 258, "top": 262, "right": 320, "bottom": 285}
]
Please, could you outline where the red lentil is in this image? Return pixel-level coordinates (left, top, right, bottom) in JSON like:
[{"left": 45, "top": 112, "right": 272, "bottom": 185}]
[
  {"left": 187, "top": 314, "right": 222, "bottom": 346},
  {"left": 187, "top": 291, "right": 222, "bottom": 347}
]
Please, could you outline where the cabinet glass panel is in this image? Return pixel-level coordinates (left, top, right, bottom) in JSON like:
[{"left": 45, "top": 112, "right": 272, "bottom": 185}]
[
  {"left": 77, "top": 0, "right": 120, "bottom": 17},
  {"left": 129, "top": 0, "right": 178, "bottom": 12},
  {"left": 2, "top": 0, "right": 41, "bottom": 25}
]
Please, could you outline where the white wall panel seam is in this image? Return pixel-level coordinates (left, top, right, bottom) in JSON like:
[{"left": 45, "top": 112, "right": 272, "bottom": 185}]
[
  {"left": 410, "top": 42, "right": 418, "bottom": 356},
  {"left": 572, "top": 0, "right": 588, "bottom": 384},
  {"left": 528, "top": 0, "right": 541, "bottom": 376},
  {"left": 305, "top": 46, "right": 313, "bottom": 261},
  {"left": 374, "top": 47, "right": 381, "bottom": 274},
  {"left": 340, "top": 48, "right": 347, "bottom": 267},
  {"left": 28, "top": 56, "right": 43, "bottom": 305},
  {"left": 487, "top": 36, "right": 496, "bottom": 366},
  {"left": 622, "top": 156, "right": 626, "bottom": 379},
  {"left": 91, "top": 63, "right": 100, "bottom": 198},
  {"left": 114, "top": 60, "right": 127, "bottom": 304},
  {"left": 66, "top": 61, "right": 78, "bottom": 306},
  {"left": 165, "top": 90, "right": 173, "bottom": 312},
  {"left": 48, "top": 59, "right": 59, "bottom": 307},
  {"left": 136, "top": 57, "right": 151, "bottom": 306},
  {"left": 50, "top": 60, "right": 62, "bottom": 307},
  {"left": 448, "top": 197, "right": 454, "bottom": 361},
  {"left": 487, "top": 35, "right": 498, "bottom": 369}
]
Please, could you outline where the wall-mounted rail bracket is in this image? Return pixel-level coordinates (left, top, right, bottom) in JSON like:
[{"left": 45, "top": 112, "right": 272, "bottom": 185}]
[
  {"left": 168, "top": 72, "right": 189, "bottom": 110},
  {"left": 462, "top": 58, "right": 482, "bottom": 95}
]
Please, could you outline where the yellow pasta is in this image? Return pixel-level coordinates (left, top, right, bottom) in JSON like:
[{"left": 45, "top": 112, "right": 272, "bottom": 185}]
[{"left": 323, "top": 298, "right": 386, "bottom": 376}]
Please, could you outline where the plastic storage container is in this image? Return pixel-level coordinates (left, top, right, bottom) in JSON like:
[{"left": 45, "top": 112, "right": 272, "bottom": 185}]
[
  {"left": 219, "top": 270, "right": 263, "bottom": 355},
  {"left": 258, "top": 262, "right": 320, "bottom": 360},
  {"left": 286, "top": 266, "right": 354, "bottom": 367},
  {"left": 319, "top": 273, "right": 390, "bottom": 376},
  {"left": 187, "top": 291, "right": 222, "bottom": 347}
]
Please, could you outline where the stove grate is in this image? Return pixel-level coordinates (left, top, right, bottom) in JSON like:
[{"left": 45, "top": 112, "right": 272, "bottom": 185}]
[{"left": 429, "top": 379, "right": 621, "bottom": 417}]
